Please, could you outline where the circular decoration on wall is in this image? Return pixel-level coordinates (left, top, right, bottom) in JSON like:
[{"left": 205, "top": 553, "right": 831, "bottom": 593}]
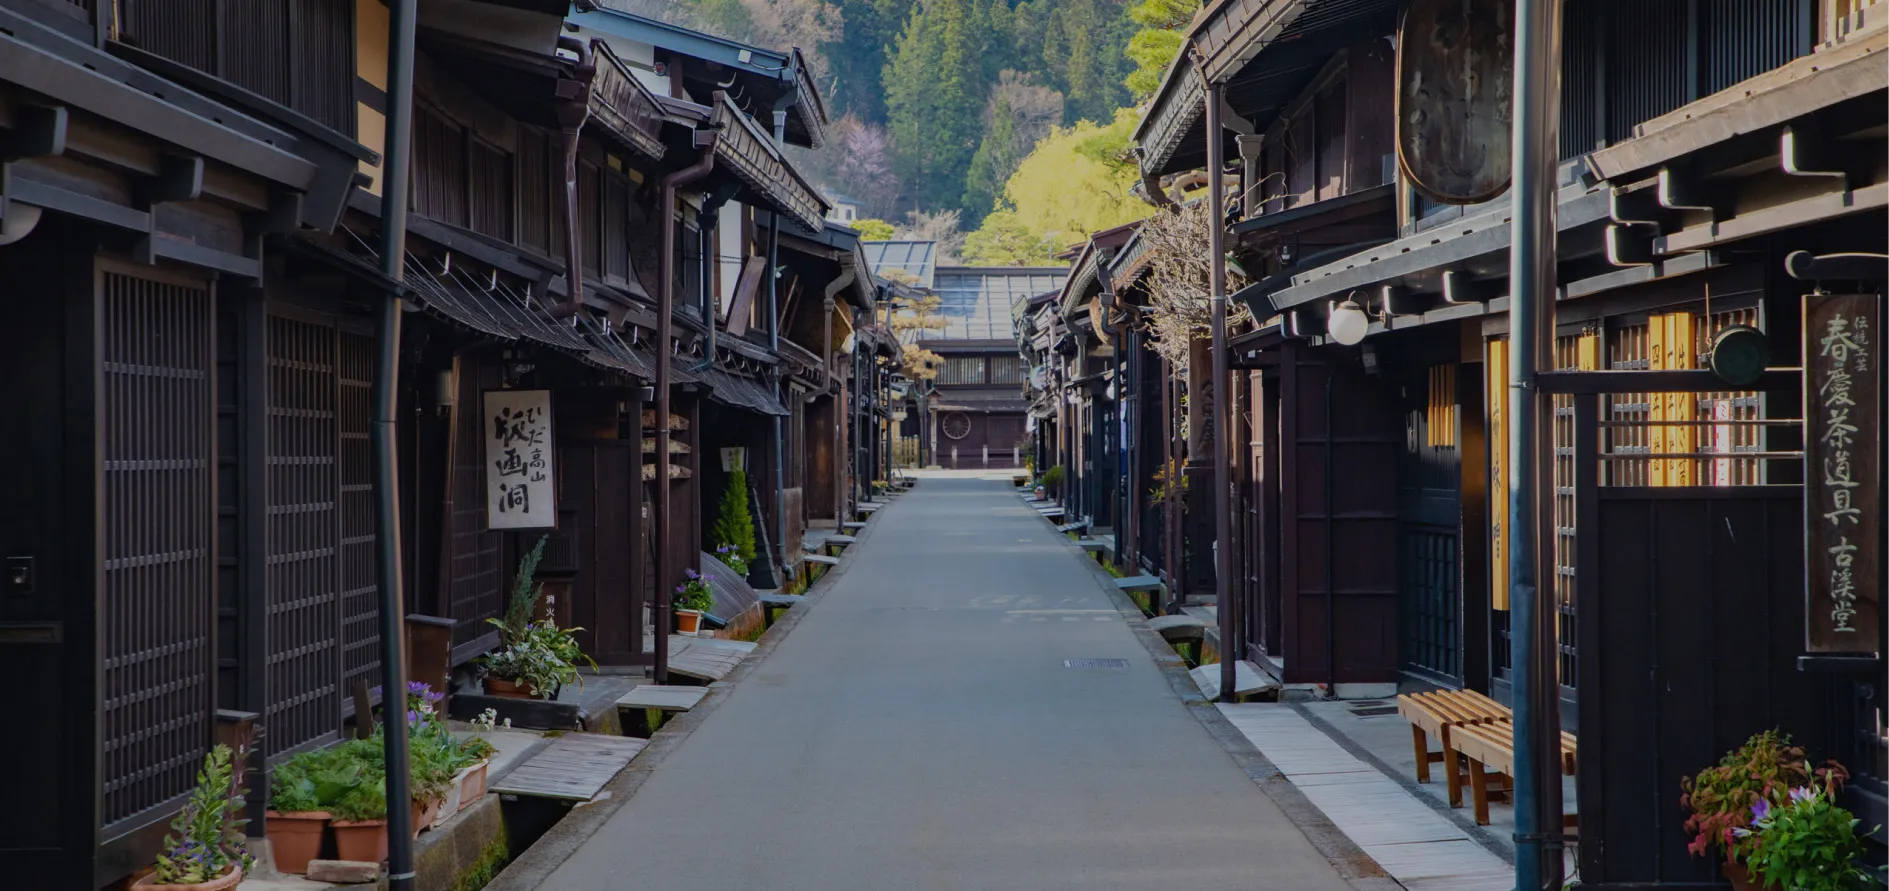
[{"left": 942, "top": 412, "right": 972, "bottom": 440}]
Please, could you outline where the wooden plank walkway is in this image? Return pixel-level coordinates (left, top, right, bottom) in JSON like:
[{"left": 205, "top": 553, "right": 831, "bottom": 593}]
[
  {"left": 489, "top": 733, "right": 647, "bottom": 802},
  {"left": 615, "top": 685, "right": 709, "bottom": 712},
  {"left": 1188, "top": 661, "right": 1276, "bottom": 700},
  {"left": 666, "top": 635, "right": 756, "bottom": 682},
  {"left": 1217, "top": 705, "right": 1511, "bottom": 891}
]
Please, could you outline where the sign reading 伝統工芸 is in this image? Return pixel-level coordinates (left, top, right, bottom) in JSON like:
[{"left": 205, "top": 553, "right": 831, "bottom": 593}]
[
  {"left": 1803, "top": 293, "right": 1880, "bottom": 654},
  {"left": 485, "top": 389, "right": 557, "bottom": 530}
]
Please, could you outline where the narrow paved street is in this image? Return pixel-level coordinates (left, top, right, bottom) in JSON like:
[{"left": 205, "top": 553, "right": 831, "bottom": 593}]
[{"left": 540, "top": 476, "right": 1354, "bottom": 890}]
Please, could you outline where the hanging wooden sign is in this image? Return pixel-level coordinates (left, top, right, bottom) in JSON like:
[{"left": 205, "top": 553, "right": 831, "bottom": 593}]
[
  {"left": 485, "top": 389, "right": 558, "bottom": 530},
  {"left": 1395, "top": 0, "right": 1514, "bottom": 205},
  {"left": 1803, "top": 293, "right": 1880, "bottom": 653}
]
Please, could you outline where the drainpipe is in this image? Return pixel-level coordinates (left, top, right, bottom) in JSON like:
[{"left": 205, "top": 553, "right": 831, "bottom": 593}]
[
  {"left": 1204, "top": 73, "right": 1237, "bottom": 704},
  {"left": 548, "top": 36, "right": 596, "bottom": 320},
  {"left": 1324, "top": 371, "right": 1335, "bottom": 694},
  {"left": 1509, "top": 0, "right": 1568, "bottom": 883},
  {"left": 819, "top": 290, "right": 837, "bottom": 527},
  {"left": 372, "top": 0, "right": 418, "bottom": 886},
  {"left": 654, "top": 135, "right": 718, "bottom": 685},
  {"left": 767, "top": 107, "right": 789, "bottom": 584}
]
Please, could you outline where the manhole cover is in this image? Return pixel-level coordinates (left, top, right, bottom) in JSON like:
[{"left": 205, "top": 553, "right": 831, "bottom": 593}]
[{"left": 1064, "top": 658, "right": 1129, "bottom": 669}]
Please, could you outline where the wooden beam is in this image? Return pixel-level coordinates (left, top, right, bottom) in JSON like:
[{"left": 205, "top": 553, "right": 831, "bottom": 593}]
[{"left": 1534, "top": 368, "right": 1800, "bottom": 395}]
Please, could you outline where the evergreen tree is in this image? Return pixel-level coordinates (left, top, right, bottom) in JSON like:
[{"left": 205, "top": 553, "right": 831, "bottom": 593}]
[
  {"left": 711, "top": 468, "right": 758, "bottom": 564},
  {"left": 883, "top": 0, "right": 988, "bottom": 210}
]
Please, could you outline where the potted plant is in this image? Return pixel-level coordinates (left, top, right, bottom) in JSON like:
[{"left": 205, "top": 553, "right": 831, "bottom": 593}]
[
  {"left": 328, "top": 778, "right": 391, "bottom": 865},
  {"left": 674, "top": 569, "right": 713, "bottom": 635},
  {"left": 456, "top": 709, "right": 500, "bottom": 811},
  {"left": 137, "top": 743, "right": 253, "bottom": 889},
  {"left": 264, "top": 759, "right": 328, "bottom": 875},
  {"left": 1681, "top": 729, "right": 1853, "bottom": 889},
  {"left": 399, "top": 683, "right": 469, "bottom": 829},
  {"left": 481, "top": 537, "right": 594, "bottom": 699},
  {"left": 1740, "top": 783, "right": 1882, "bottom": 890}
]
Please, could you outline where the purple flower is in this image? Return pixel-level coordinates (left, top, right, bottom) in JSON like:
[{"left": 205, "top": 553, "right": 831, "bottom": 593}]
[
  {"left": 406, "top": 709, "right": 421, "bottom": 726},
  {"left": 1750, "top": 799, "right": 1771, "bottom": 822},
  {"left": 1788, "top": 786, "right": 1815, "bottom": 805},
  {"left": 685, "top": 568, "right": 701, "bottom": 579}
]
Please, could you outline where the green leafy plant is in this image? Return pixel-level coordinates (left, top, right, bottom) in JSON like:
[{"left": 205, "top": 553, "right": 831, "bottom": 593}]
[
  {"left": 713, "top": 543, "right": 749, "bottom": 578},
  {"left": 710, "top": 469, "right": 758, "bottom": 565},
  {"left": 152, "top": 742, "right": 254, "bottom": 884},
  {"left": 330, "top": 780, "right": 388, "bottom": 823},
  {"left": 1741, "top": 784, "right": 1882, "bottom": 890},
  {"left": 675, "top": 569, "right": 714, "bottom": 613},
  {"left": 1681, "top": 729, "right": 1846, "bottom": 864},
  {"left": 1149, "top": 457, "right": 1187, "bottom": 508},
  {"left": 1039, "top": 464, "right": 1065, "bottom": 495},
  {"left": 481, "top": 539, "right": 594, "bottom": 699},
  {"left": 268, "top": 759, "right": 321, "bottom": 814}
]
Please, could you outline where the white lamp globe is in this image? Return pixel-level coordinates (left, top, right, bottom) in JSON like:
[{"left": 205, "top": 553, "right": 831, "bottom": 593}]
[{"left": 1327, "top": 298, "right": 1370, "bottom": 346}]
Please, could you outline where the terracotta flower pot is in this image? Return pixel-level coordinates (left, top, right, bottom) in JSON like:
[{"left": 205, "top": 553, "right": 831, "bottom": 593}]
[
  {"left": 1723, "top": 862, "right": 1764, "bottom": 891},
  {"left": 437, "top": 782, "right": 462, "bottom": 824},
  {"left": 413, "top": 798, "right": 441, "bottom": 836},
  {"left": 264, "top": 810, "right": 330, "bottom": 874},
  {"left": 676, "top": 608, "right": 703, "bottom": 635},
  {"left": 330, "top": 819, "right": 388, "bottom": 864},
  {"left": 482, "top": 676, "right": 537, "bottom": 699},
  {"left": 457, "top": 760, "right": 489, "bottom": 811},
  {"left": 131, "top": 865, "right": 243, "bottom": 890}
]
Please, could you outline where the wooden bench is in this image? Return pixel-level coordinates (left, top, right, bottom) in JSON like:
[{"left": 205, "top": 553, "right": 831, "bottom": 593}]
[
  {"left": 1113, "top": 575, "right": 1164, "bottom": 594},
  {"left": 1056, "top": 520, "right": 1091, "bottom": 535},
  {"left": 614, "top": 685, "right": 709, "bottom": 737},
  {"left": 842, "top": 521, "right": 868, "bottom": 531},
  {"left": 757, "top": 592, "right": 801, "bottom": 628},
  {"left": 1448, "top": 720, "right": 1580, "bottom": 826},
  {"left": 801, "top": 553, "right": 839, "bottom": 581},
  {"left": 1398, "top": 689, "right": 1577, "bottom": 823},
  {"left": 819, "top": 534, "right": 857, "bottom": 555},
  {"left": 665, "top": 636, "right": 755, "bottom": 684}
]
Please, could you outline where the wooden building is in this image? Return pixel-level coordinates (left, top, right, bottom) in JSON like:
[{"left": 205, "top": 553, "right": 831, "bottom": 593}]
[
  {"left": 1102, "top": 0, "right": 1888, "bottom": 879},
  {"left": 0, "top": 1, "right": 866, "bottom": 886}
]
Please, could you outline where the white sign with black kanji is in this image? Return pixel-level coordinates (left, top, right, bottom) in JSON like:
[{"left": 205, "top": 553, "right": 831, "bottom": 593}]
[{"left": 485, "top": 389, "right": 557, "bottom": 530}]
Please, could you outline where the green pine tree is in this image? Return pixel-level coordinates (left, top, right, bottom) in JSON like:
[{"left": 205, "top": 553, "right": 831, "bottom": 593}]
[
  {"left": 711, "top": 468, "right": 758, "bottom": 564},
  {"left": 884, "top": 0, "right": 989, "bottom": 210}
]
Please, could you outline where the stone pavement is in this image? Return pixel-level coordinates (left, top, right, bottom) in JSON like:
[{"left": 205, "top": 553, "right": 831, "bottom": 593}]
[{"left": 528, "top": 476, "right": 1366, "bottom": 890}]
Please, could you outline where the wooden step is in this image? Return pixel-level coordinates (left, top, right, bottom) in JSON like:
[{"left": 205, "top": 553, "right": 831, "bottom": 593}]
[{"left": 489, "top": 733, "right": 646, "bottom": 802}]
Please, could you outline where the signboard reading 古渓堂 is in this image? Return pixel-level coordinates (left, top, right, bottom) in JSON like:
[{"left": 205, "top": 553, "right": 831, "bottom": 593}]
[
  {"left": 1803, "top": 294, "right": 1880, "bottom": 653},
  {"left": 485, "top": 389, "right": 557, "bottom": 530}
]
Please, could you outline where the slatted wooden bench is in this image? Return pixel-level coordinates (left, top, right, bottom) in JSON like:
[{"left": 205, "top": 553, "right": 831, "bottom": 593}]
[
  {"left": 614, "top": 685, "right": 709, "bottom": 737},
  {"left": 1398, "top": 689, "right": 1577, "bottom": 822},
  {"left": 1397, "top": 689, "right": 1509, "bottom": 807},
  {"left": 1447, "top": 720, "right": 1580, "bottom": 826},
  {"left": 757, "top": 592, "right": 801, "bottom": 628},
  {"left": 666, "top": 636, "right": 755, "bottom": 684}
]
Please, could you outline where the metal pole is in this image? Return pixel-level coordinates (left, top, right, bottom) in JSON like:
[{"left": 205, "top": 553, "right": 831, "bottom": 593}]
[
  {"left": 1204, "top": 77, "right": 1237, "bottom": 703},
  {"left": 372, "top": 1, "right": 418, "bottom": 884},
  {"left": 1509, "top": 0, "right": 1566, "bottom": 885}
]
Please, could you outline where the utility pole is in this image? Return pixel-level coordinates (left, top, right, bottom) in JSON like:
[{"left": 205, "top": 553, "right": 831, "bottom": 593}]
[
  {"left": 1508, "top": 0, "right": 1567, "bottom": 886},
  {"left": 1202, "top": 71, "right": 1237, "bottom": 703}
]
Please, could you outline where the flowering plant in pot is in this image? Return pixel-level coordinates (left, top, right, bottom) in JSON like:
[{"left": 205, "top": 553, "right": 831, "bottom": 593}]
[
  {"left": 1680, "top": 729, "right": 1854, "bottom": 889},
  {"left": 138, "top": 742, "right": 253, "bottom": 889},
  {"left": 674, "top": 569, "right": 713, "bottom": 635},
  {"left": 480, "top": 537, "right": 593, "bottom": 699},
  {"left": 1737, "top": 784, "right": 1882, "bottom": 890}
]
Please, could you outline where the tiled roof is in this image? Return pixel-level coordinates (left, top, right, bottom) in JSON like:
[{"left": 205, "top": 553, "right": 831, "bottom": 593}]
[
  {"left": 929, "top": 267, "right": 1068, "bottom": 340},
  {"left": 862, "top": 240, "right": 937, "bottom": 288}
]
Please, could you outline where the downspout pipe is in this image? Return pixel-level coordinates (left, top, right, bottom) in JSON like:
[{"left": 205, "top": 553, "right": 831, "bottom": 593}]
[
  {"left": 548, "top": 36, "right": 595, "bottom": 320},
  {"left": 768, "top": 106, "right": 789, "bottom": 584},
  {"left": 688, "top": 180, "right": 739, "bottom": 375},
  {"left": 1324, "top": 371, "right": 1335, "bottom": 694},
  {"left": 372, "top": 1, "right": 418, "bottom": 886},
  {"left": 1509, "top": 0, "right": 1568, "bottom": 884},
  {"left": 654, "top": 135, "right": 718, "bottom": 685},
  {"left": 1204, "top": 74, "right": 1238, "bottom": 704}
]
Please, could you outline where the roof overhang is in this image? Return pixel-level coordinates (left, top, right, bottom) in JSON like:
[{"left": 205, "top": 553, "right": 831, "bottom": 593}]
[
  {"left": 710, "top": 93, "right": 829, "bottom": 232},
  {"left": 1135, "top": 0, "right": 1399, "bottom": 178}
]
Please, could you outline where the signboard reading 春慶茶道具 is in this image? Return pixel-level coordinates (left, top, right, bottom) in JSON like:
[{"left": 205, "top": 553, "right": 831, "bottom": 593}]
[
  {"left": 1803, "top": 293, "right": 1880, "bottom": 654},
  {"left": 485, "top": 389, "right": 557, "bottom": 531}
]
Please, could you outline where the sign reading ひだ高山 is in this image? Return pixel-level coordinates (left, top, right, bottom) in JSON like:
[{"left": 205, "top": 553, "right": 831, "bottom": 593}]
[
  {"left": 485, "top": 389, "right": 557, "bottom": 530},
  {"left": 1803, "top": 293, "right": 1880, "bottom": 654}
]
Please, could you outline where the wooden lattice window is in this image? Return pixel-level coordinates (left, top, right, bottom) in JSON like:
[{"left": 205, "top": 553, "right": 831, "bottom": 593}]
[{"left": 100, "top": 267, "right": 216, "bottom": 829}]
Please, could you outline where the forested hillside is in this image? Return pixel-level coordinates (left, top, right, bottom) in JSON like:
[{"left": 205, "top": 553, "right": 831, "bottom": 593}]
[{"left": 618, "top": 0, "right": 1198, "bottom": 261}]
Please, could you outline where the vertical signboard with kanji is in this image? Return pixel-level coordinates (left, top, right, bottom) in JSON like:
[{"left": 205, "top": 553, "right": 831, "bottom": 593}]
[
  {"left": 1804, "top": 294, "right": 1880, "bottom": 653},
  {"left": 485, "top": 389, "right": 557, "bottom": 530}
]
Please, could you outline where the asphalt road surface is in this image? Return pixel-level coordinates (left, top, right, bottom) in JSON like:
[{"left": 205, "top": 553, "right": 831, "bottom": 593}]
[{"left": 539, "top": 476, "right": 1354, "bottom": 890}]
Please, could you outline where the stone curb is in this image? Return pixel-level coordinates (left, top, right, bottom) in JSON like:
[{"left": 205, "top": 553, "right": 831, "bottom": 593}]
[
  {"left": 481, "top": 505, "right": 886, "bottom": 891},
  {"left": 1040, "top": 503, "right": 1404, "bottom": 891}
]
